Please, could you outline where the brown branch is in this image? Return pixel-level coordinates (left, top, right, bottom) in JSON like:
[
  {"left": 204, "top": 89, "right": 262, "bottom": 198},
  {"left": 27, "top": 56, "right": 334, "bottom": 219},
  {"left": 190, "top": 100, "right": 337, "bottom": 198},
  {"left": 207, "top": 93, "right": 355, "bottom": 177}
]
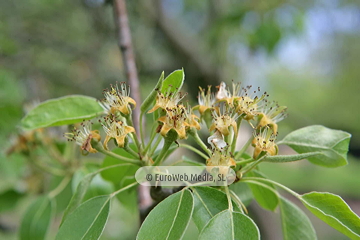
[
  {"left": 113, "top": 0, "right": 141, "bottom": 132},
  {"left": 112, "top": 0, "right": 152, "bottom": 225}
]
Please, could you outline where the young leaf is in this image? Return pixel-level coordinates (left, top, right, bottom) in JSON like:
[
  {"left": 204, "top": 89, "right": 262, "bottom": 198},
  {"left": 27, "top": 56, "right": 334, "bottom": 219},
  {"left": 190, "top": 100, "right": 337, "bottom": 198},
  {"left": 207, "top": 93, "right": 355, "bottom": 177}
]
[
  {"left": 279, "top": 197, "right": 317, "bottom": 240},
  {"left": 21, "top": 95, "right": 104, "bottom": 130},
  {"left": 140, "top": 71, "right": 164, "bottom": 113},
  {"left": 20, "top": 196, "right": 54, "bottom": 240},
  {"left": 246, "top": 171, "right": 279, "bottom": 211},
  {"left": 56, "top": 195, "right": 111, "bottom": 240},
  {"left": 300, "top": 192, "right": 360, "bottom": 239},
  {"left": 198, "top": 210, "right": 260, "bottom": 240},
  {"left": 279, "top": 125, "right": 351, "bottom": 167},
  {"left": 160, "top": 69, "right": 185, "bottom": 94},
  {"left": 137, "top": 190, "right": 193, "bottom": 240},
  {"left": 192, "top": 186, "right": 240, "bottom": 231}
]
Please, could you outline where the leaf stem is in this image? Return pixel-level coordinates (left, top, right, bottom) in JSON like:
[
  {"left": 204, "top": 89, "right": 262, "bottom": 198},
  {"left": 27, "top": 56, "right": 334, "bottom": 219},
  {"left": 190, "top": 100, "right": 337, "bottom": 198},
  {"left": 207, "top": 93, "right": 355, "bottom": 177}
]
[
  {"left": 30, "top": 154, "right": 66, "bottom": 176},
  {"left": 124, "top": 144, "right": 139, "bottom": 158},
  {"left": 229, "top": 190, "right": 246, "bottom": 214},
  {"left": 149, "top": 135, "right": 162, "bottom": 157},
  {"left": 111, "top": 181, "right": 139, "bottom": 197},
  {"left": 179, "top": 144, "right": 208, "bottom": 160},
  {"left": 189, "top": 129, "right": 211, "bottom": 156},
  {"left": 139, "top": 112, "right": 145, "bottom": 147},
  {"left": 241, "top": 177, "right": 300, "bottom": 198},
  {"left": 236, "top": 158, "right": 256, "bottom": 166},
  {"left": 94, "top": 144, "right": 142, "bottom": 166},
  {"left": 231, "top": 118, "right": 242, "bottom": 154},
  {"left": 239, "top": 153, "right": 266, "bottom": 175},
  {"left": 142, "top": 122, "right": 158, "bottom": 155},
  {"left": 235, "top": 136, "right": 253, "bottom": 160},
  {"left": 153, "top": 139, "right": 173, "bottom": 166},
  {"left": 48, "top": 175, "right": 72, "bottom": 199},
  {"left": 224, "top": 186, "right": 233, "bottom": 211},
  {"left": 125, "top": 114, "right": 142, "bottom": 151}
]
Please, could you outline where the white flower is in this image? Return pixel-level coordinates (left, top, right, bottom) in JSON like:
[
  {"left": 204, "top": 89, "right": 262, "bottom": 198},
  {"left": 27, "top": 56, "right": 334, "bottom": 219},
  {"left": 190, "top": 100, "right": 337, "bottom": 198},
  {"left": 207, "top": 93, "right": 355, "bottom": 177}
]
[{"left": 208, "top": 130, "right": 228, "bottom": 151}]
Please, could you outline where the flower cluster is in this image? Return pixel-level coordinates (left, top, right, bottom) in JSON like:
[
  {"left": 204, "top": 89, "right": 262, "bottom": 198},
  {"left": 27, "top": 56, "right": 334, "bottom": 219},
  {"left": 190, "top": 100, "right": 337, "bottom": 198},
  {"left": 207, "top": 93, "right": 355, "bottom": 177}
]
[
  {"left": 64, "top": 79, "right": 286, "bottom": 165},
  {"left": 195, "top": 81, "right": 287, "bottom": 164},
  {"left": 151, "top": 89, "right": 200, "bottom": 140},
  {"left": 65, "top": 82, "right": 136, "bottom": 154}
]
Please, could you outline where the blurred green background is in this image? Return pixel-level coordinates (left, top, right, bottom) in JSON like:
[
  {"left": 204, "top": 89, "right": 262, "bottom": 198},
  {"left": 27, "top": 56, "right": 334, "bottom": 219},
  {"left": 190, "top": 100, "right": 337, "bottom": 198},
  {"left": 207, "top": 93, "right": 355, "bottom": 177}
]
[{"left": 1, "top": 0, "right": 359, "bottom": 239}]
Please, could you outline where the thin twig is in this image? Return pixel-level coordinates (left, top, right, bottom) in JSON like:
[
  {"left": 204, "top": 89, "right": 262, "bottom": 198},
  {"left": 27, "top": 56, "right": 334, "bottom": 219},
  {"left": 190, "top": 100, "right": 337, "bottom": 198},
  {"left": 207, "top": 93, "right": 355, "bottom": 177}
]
[
  {"left": 113, "top": 0, "right": 141, "bottom": 134},
  {"left": 112, "top": 0, "right": 152, "bottom": 224}
]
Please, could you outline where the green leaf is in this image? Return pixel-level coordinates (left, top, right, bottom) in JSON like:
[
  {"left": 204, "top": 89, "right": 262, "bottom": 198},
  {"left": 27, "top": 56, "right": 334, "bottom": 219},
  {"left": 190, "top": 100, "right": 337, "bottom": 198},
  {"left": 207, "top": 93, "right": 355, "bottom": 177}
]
[
  {"left": 279, "top": 125, "right": 351, "bottom": 167},
  {"left": 279, "top": 197, "right": 317, "bottom": 240},
  {"left": 192, "top": 186, "right": 240, "bottom": 231},
  {"left": 160, "top": 69, "right": 185, "bottom": 94},
  {"left": 20, "top": 196, "right": 54, "bottom": 240},
  {"left": 300, "top": 192, "right": 360, "bottom": 239},
  {"left": 115, "top": 177, "right": 138, "bottom": 212},
  {"left": 61, "top": 172, "right": 97, "bottom": 225},
  {"left": 72, "top": 166, "right": 114, "bottom": 200},
  {"left": 137, "top": 190, "right": 194, "bottom": 240},
  {"left": 198, "top": 210, "right": 260, "bottom": 240},
  {"left": 101, "top": 147, "right": 139, "bottom": 185},
  {"left": 141, "top": 71, "right": 164, "bottom": 113},
  {"left": 49, "top": 175, "right": 73, "bottom": 214},
  {"left": 56, "top": 195, "right": 110, "bottom": 240},
  {"left": 265, "top": 152, "right": 322, "bottom": 163},
  {"left": 229, "top": 182, "right": 253, "bottom": 206},
  {"left": 0, "top": 189, "right": 23, "bottom": 213},
  {"left": 62, "top": 163, "right": 131, "bottom": 225},
  {"left": 246, "top": 171, "right": 279, "bottom": 211},
  {"left": 21, "top": 95, "right": 104, "bottom": 130}
]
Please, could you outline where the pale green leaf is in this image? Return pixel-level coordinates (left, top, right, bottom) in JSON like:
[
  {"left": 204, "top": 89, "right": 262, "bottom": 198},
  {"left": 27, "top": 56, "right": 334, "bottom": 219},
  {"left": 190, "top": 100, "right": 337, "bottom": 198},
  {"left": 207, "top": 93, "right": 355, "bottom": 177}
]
[
  {"left": 56, "top": 195, "right": 110, "bottom": 240},
  {"left": 229, "top": 182, "right": 254, "bottom": 206},
  {"left": 21, "top": 95, "right": 103, "bottom": 130},
  {"left": 20, "top": 196, "right": 54, "bottom": 240},
  {"left": 0, "top": 189, "right": 23, "bottom": 213},
  {"left": 101, "top": 147, "right": 139, "bottom": 185},
  {"left": 137, "top": 190, "right": 193, "bottom": 240},
  {"left": 279, "top": 125, "right": 351, "bottom": 167},
  {"left": 247, "top": 171, "right": 279, "bottom": 211},
  {"left": 141, "top": 71, "right": 164, "bottom": 113},
  {"left": 300, "top": 192, "right": 360, "bottom": 239},
  {"left": 160, "top": 69, "right": 184, "bottom": 94},
  {"left": 60, "top": 172, "right": 97, "bottom": 225},
  {"left": 198, "top": 210, "right": 260, "bottom": 240},
  {"left": 192, "top": 186, "right": 240, "bottom": 231},
  {"left": 280, "top": 197, "right": 317, "bottom": 240}
]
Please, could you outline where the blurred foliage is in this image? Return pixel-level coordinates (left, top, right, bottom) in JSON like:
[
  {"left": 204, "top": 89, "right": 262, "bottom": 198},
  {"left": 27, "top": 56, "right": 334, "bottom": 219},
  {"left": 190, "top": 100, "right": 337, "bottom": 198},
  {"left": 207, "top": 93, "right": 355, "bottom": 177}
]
[{"left": 0, "top": 0, "right": 360, "bottom": 239}]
